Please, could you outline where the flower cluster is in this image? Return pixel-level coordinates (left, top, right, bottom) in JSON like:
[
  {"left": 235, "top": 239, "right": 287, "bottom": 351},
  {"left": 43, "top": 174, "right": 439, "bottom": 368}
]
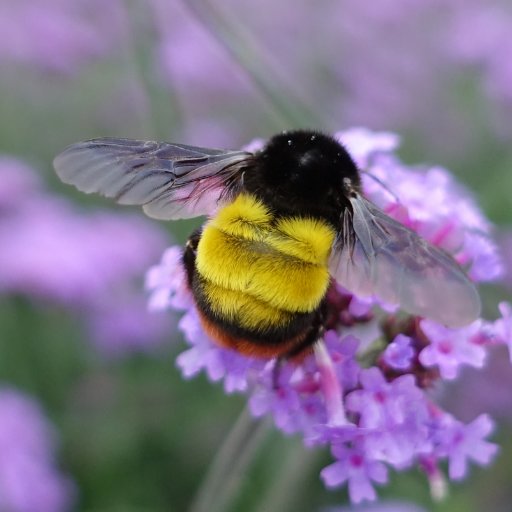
[
  {"left": 150, "top": 0, "right": 512, "bottom": 150},
  {"left": 0, "top": 387, "right": 74, "bottom": 512},
  {"left": 327, "top": 502, "right": 426, "bottom": 512},
  {"left": 146, "top": 128, "right": 507, "bottom": 503},
  {"left": 0, "top": 156, "right": 171, "bottom": 357},
  {"left": 0, "top": 0, "right": 125, "bottom": 74}
]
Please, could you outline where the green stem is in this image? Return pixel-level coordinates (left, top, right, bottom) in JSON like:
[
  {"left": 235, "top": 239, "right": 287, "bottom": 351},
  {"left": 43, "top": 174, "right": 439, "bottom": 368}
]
[
  {"left": 189, "top": 407, "right": 270, "bottom": 512},
  {"left": 122, "top": 0, "right": 185, "bottom": 139},
  {"left": 253, "top": 445, "right": 321, "bottom": 512},
  {"left": 182, "top": 0, "right": 325, "bottom": 130}
]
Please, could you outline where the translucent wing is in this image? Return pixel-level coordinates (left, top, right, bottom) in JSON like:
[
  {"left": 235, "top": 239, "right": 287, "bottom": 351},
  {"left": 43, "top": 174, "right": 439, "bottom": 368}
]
[
  {"left": 329, "top": 195, "right": 481, "bottom": 327},
  {"left": 53, "top": 138, "right": 251, "bottom": 220}
]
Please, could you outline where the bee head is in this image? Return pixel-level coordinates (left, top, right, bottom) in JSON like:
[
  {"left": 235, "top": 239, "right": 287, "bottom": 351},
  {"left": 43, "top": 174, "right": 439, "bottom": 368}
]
[{"left": 246, "top": 130, "right": 360, "bottom": 220}]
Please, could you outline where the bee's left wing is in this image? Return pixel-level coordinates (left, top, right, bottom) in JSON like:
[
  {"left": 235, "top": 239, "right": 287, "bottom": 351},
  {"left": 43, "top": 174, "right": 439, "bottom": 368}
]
[
  {"left": 54, "top": 138, "right": 252, "bottom": 220},
  {"left": 329, "top": 194, "right": 481, "bottom": 328}
]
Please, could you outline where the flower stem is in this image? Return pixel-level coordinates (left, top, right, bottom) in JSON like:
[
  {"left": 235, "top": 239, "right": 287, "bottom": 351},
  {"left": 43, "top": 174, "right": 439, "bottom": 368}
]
[
  {"left": 189, "top": 406, "right": 270, "bottom": 512},
  {"left": 253, "top": 445, "right": 321, "bottom": 512},
  {"left": 123, "top": 0, "right": 185, "bottom": 139},
  {"left": 314, "top": 340, "right": 349, "bottom": 426},
  {"left": 182, "top": 0, "right": 326, "bottom": 130}
]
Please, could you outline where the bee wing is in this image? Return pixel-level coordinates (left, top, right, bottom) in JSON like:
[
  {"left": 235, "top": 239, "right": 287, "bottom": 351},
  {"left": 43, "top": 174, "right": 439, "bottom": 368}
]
[
  {"left": 53, "top": 138, "right": 251, "bottom": 220},
  {"left": 329, "top": 195, "right": 481, "bottom": 327}
]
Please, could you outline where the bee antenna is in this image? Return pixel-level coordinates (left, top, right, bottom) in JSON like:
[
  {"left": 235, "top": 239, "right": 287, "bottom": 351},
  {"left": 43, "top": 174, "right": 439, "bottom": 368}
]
[{"left": 359, "top": 169, "right": 400, "bottom": 203}]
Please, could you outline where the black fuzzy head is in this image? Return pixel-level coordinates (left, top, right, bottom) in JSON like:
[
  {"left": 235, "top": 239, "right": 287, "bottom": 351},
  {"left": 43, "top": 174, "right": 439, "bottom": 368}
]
[{"left": 243, "top": 130, "right": 361, "bottom": 224}]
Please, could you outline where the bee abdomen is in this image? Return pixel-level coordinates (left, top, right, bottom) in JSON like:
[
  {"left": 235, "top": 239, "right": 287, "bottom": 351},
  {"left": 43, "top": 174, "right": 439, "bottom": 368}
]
[
  {"left": 184, "top": 193, "right": 336, "bottom": 356},
  {"left": 195, "top": 193, "right": 335, "bottom": 315}
]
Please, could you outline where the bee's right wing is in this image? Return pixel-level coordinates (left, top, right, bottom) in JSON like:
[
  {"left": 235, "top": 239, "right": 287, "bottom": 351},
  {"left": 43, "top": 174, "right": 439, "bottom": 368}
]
[
  {"left": 329, "top": 194, "right": 481, "bottom": 328},
  {"left": 53, "top": 138, "right": 252, "bottom": 220}
]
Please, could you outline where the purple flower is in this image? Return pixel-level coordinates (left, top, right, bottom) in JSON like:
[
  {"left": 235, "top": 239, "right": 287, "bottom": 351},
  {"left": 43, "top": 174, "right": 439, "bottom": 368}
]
[
  {"left": 149, "top": 0, "right": 512, "bottom": 152},
  {"left": 0, "top": 156, "right": 171, "bottom": 356},
  {"left": 448, "top": 4, "right": 512, "bottom": 110},
  {"left": 494, "top": 302, "right": 512, "bottom": 362},
  {"left": 334, "top": 128, "right": 400, "bottom": 169},
  {"left": 0, "top": 157, "right": 41, "bottom": 210},
  {"left": 345, "top": 369, "right": 432, "bottom": 468},
  {"left": 0, "top": 0, "right": 125, "bottom": 74},
  {"left": 86, "top": 297, "right": 172, "bottom": 358},
  {"left": 344, "top": 138, "right": 502, "bottom": 283},
  {"left": 0, "top": 387, "right": 75, "bottom": 512},
  {"left": 432, "top": 413, "right": 498, "bottom": 480},
  {"left": 346, "top": 370, "right": 422, "bottom": 431},
  {"left": 382, "top": 334, "right": 414, "bottom": 370},
  {"left": 321, "top": 441, "right": 388, "bottom": 504},
  {"left": 419, "top": 320, "right": 487, "bottom": 380},
  {"left": 0, "top": 205, "right": 163, "bottom": 303},
  {"left": 146, "top": 247, "right": 193, "bottom": 312},
  {"left": 146, "top": 128, "right": 502, "bottom": 504},
  {"left": 250, "top": 363, "right": 315, "bottom": 436},
  {"left": 328, "top": 501, "right": 427, "bottom": 512},
  {"left": 323, "top": 331, "right": 361, "bottom": 392},
  {"left": 175, "top": 307, "right": 267, "bottom": 392}
]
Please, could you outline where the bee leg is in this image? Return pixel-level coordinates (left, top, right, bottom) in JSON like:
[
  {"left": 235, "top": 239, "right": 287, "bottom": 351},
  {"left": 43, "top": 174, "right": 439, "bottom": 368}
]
[
  {"left": 273, "top": 303, "right": 328, "bottom": 389},
  {"left": 182, "top": 228, "right": 202, "bottom": 289},
  {"left": 285, "top": 303, "right": 327, "bottom": 360},
  {"left": 272, "top": 323, "right": 322, "bottom": 389},
  {"left": 272, "top": 357, "right": 284, "bottom": 390}
]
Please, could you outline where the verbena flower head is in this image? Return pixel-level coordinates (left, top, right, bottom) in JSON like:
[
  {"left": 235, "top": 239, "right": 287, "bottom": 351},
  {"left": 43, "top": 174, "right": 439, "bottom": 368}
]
[
  {"left": 326, "top": 502, "right": 427, "bottom": 512},
  {"left": 152, "top": 1, "right": 512, "bottom": 150},
  {"left": 0, "top": 0, "right": 124, "bottom": 74},
  {"left": 0, "top": 387, "right": 75, "bottom": 512},
  {"left": 0, "top": 156, "right": 171, "bottom": 357},
  {"left": 146, "top": 128, "right": 506, "bottom": 504}
]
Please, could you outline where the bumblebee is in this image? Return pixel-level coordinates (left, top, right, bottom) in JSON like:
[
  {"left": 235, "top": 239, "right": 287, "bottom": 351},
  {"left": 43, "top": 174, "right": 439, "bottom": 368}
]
[{"left": 54, "top": 130, "right": 480, "bottom": 359}]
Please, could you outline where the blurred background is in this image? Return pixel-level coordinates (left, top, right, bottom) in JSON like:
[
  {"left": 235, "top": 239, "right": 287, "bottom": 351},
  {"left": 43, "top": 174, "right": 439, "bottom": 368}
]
[{"left": 0, "top": 0, "right": 511, "bottom": 511}]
